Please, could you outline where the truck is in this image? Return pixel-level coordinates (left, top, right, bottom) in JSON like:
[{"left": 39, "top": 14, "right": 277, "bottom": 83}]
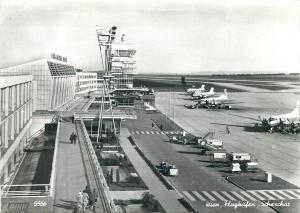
[
  {"left": 211, "top": 152, "right": 228, "bottom": 162},
  {"left": 241, "top": 162, "right": 259, "bottom": 172},
  {"left": 229, "top": 153, "right": 251, "bottom": 162},
  {"left": 157, "top": 160, "right": 178, "bottom": 176},
  {"left": 169, "top": 135, "right": 188, "bottom": 145},
  {"left": 205, "top": 139, "right": 223, "bottom": 150},
  {"left": 230, "top": 163, "right": 241, "bottom": 173}
]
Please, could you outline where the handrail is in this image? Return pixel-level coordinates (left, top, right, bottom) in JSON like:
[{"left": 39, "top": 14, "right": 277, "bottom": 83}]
[
  {"left": 49, "top": 121, "right": 60, "bottom": 197},
  {"left": 5, "top": 125, "right": 46, "bottom": 193},
  {"left": 79, "top": 119, "right": 116, "bottom": 212},
  {"left": 1, "top": 184, "right": 51, "bottom": 198},
  {"left": 3, "top": 117, "right": 56, "bottom": 198}
]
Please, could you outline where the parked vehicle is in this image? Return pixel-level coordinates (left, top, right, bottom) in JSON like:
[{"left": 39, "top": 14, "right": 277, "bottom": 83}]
[
  {"left": 230, "top": 153, "right": 251, "bottom": 162},
  {"left": 157, "top": 160, "right": 178, "bottom": 176},
  {"left": 230, "top": 163, "right": 241, "bottom": 173}
]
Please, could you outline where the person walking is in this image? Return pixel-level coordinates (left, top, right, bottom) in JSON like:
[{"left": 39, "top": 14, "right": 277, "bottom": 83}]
[
  {"left": 70, "top": 132, "right": 74, "bottom": 144},
  {"left": 82, "top": 191, "right": 89, "bottom": 211},
  {"left": 226, "top": 125, "right": 230, "bottom": 134},
  {"left": 89, "top": 188, "right": 98, "bottom": 210},
  {"left": 151, "top": 122, "right": 154, "bottom": 128},
  {"left": 76, "top": 191, "right": 83, "bottom": 210},
  {"left": 73, "top": 132, "right": 77, "bottom": 145}
]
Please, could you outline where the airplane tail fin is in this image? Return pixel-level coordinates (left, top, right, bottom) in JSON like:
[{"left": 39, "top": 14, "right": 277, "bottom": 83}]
[
  {"left": 290, "top": 100, "right": 300, "bottom": 116},
  {"left": 210, "top": 87, "right": 214, "bottom": 93}
]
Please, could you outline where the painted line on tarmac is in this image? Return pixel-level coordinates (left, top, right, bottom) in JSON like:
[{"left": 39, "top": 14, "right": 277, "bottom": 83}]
[
  {"left": 255, "top": 191, "right": 276, "bottom": 200},
  {"left": 248, "top": 191, "right": 265, "bottom": 201},
  {"left": 202, "top": 191, "right": 216, "bottom": 201},
  {"left": 294, "top": 190, "right": 300, "bottom": 195},
  {"left": 182, "top": 191, "right": 196, "bottom": 201},
  {"left": 231, "top": 191, "right": 247, "bottom": 201},
  {"left": 221, "top": 191, "right": 237, "bottom": 201},
  {"left": 211, "top": 191, "right": 227, "bottom": 202},
  {"left": 267, "top": 191, "right": 285, "bottom": 200},
  {"left": 286, "top": 190, "right": 300, "bottom": 199},
  {"left": 240, "top": 191, "right": 256, "bottom": 201},
  {"left": 276, "top": 191, "right": 295, "bottom": 200},
  {"left": 192, "top": 191, "right": 206, "bottom": 201}
]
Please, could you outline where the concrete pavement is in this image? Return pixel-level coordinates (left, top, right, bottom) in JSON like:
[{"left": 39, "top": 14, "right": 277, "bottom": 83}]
[
  {"left": 124, "top": 110, "right": 276, "bottom": 213},
  {"left": 119, "top": 128, "right": 187, "bottom": 213},
  {"left": 53, "top": 121, "right": 90, "bottom": 213}
]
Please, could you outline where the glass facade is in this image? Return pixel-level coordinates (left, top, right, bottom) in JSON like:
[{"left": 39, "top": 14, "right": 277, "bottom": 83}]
[
  {"left": 0, "top": 75, "right": 33, "bottom": 184},
  {"left": 75, "top": 72, "right": 98, "bottom": 95},
  {"left": 110, "top": 44, "right": 136, "bottom": 89},
  {"left": 0, "top": 58, "right": 77, "bottom": 110}
]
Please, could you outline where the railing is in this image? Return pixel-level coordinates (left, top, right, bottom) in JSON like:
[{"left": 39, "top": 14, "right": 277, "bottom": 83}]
[
  {"left": 1, "top": 184, "right": 51, "bottom": 198},
  {"left": 5, "top": 125, "right": 45, "bottom": 189},
  {"left": 49, "top": 121, "right": 60, "bottom": 197},
  {"left": 79, "top": 119, "right": 116, "bottom": 212},
  {"left": 2, "top": 116, "right": 56, "bottom": 199}
]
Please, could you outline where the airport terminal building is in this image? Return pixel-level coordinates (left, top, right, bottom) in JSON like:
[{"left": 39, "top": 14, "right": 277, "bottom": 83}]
[
  {"left": 0, "top": 57, "right": 77, "bottom": 111},
  {"left": 111, "top": 43, "right": 136, "bottom": 89},
  {"left": 0, "top": 75, "right": 34, "bottom": 184},
  {"left": 75, "top": 72, "right": 98, "bottom": 95}
]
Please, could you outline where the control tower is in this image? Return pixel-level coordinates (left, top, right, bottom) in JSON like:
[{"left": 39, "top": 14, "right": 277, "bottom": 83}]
[{"left": 96, "top": 27, "right": 136, "bottom": 89}]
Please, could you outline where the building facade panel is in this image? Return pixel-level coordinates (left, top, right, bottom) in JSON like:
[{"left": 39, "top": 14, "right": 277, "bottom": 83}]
[
  {"left": 0, "top": 75, "right": 33, "bottom": 184},
  {"left": 0, "top": 58, "right": 77, "bottom": 111},
  {"left": 75, "top": 72, "right": 98, "bottom": 95}
]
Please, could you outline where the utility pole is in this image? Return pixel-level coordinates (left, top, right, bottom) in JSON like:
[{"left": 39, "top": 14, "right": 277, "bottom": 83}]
[{"left": 173, "top": 92, "right": 175, "bottom": 128}]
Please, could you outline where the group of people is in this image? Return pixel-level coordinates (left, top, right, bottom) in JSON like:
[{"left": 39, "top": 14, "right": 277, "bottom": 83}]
[
  {"left": 70, "top": 132, "right": 78, "bottom": 144},
  {"left": 75, "top": 185, "right": 98, "bottom": 212}
]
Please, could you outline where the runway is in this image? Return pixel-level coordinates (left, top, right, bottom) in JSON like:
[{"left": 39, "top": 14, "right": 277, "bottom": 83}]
[{"left": 155, "top": 86, "right": 300, "bottom": 187}]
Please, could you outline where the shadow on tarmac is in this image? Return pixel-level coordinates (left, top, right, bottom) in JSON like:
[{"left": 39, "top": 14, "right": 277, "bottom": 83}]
[{"left": 54, "top": 199, "right": 77, "bottom": 210}]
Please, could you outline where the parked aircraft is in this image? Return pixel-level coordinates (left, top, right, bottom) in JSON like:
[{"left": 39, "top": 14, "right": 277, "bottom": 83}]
[
  {"left": 186, "top": 85, "right": 205, "bottom": 94},
  {"left": 268, "top": 100, "right": 299, "bottom": 126},
  {"left": 184, "top": 89, "right": 232, "bottom": 109},
  {"left": 256, "top": 100, "right": 300, "bottom": 133},
  {"left": 192, "top": 87, "right": 215, "bottom": 99},
  {"left": 200, "top": 89, "right": 228, "bottom": 105}
]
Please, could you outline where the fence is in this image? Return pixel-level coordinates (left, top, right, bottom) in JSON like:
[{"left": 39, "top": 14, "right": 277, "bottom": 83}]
[
  {"left": 1, "top": 184, "right": 51, "bottom": 198},
  {"left": 79, "top": 119, "right": 116, "bottom": 212}
]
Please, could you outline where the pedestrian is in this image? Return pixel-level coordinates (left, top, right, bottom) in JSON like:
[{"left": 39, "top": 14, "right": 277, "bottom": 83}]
[
  {"left": 151, "top": 122, "right": 154, "bottom": 128},
  {"left": 73, "top": 132, "right": 77, "bottom": 145},
  {"left": 226, "top": 125, "right": 230, "bottom": 134},
  {"left": 70, "top": 132, "right": 74, "bottom": 144},
  {"left": 160, "top": 124, "right": 163, "bottom": 131},
  {"left": 83, "top": 185, "right": 91, "bottom": 197},
  {"left": 76, "top": 191, "right": 83, "bottom": 210},
  {"left": 89, "top": 188, "right": 98, "bottom": 210},
  {"left": 82, "top": 191, "right": 89, "bottom": 211},
  {"left": 72, "top": 206, "right": 79, "bottom": 213}
]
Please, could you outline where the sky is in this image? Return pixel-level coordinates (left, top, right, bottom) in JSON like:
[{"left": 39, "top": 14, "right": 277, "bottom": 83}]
[{"left": 0, "top": 0, "right": 300, "bottom": 74}]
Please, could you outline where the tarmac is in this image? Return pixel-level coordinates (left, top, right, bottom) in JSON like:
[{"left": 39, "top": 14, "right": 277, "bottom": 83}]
[
  {"left": 124, "top": 110, "right": 276, "bottom": 213},
  {"left": 156, "top": 91, "right": 300, "bottom": 187},
  {"left": 119, "top": 127, "right": 187, "bottom": 213}
]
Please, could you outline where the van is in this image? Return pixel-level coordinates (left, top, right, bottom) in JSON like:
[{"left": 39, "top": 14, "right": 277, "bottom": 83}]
[{"left": 230, "top": 153, "right": 251, "bottom": 162}]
